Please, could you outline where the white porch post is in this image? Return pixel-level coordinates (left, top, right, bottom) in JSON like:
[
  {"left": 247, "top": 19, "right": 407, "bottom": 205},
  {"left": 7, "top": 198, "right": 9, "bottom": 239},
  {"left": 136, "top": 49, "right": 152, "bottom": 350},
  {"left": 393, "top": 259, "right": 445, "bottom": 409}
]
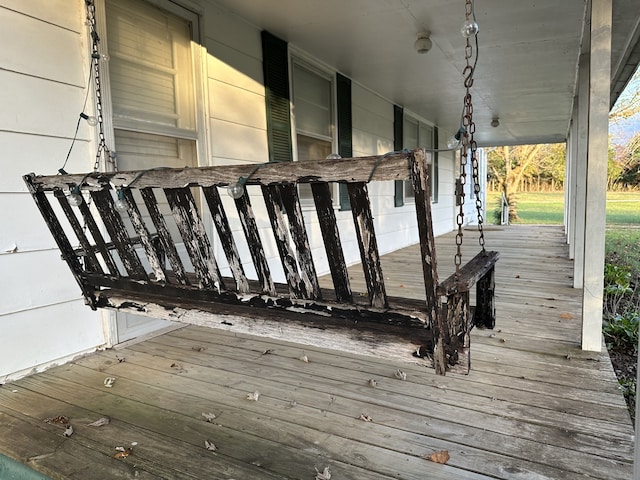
[
  {"left": 573, "top": 54, "right": 589, "bottom": 289},
  {"left": 565, "top": 104, "right": 579, "bottom": 260},
  {"left": 581, "top": 0, "right": 611, "bottom": 351}
]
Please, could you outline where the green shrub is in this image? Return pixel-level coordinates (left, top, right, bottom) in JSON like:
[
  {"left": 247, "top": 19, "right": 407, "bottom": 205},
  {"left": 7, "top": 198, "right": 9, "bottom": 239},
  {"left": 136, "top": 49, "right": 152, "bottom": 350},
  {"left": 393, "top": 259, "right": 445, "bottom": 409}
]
[{"left": 603, "top": 310, "right": 639, "bottom": 352}]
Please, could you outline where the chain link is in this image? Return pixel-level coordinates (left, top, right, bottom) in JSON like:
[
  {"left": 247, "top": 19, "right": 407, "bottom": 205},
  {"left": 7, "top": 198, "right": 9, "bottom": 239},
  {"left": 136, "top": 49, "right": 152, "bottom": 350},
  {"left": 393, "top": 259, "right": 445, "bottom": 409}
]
[
  {"left": 86, "top": 0, "right": 115, "bottom": 173},
  {"left": 455, "top": 0, "right": 486, "bottom": 273}
]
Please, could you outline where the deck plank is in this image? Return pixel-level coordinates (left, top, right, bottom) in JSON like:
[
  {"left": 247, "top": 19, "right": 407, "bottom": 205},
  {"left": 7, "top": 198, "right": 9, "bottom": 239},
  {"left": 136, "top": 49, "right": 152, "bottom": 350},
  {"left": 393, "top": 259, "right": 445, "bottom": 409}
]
[{"left": 0, "top": 225, "right": 634, "bottom": 479}]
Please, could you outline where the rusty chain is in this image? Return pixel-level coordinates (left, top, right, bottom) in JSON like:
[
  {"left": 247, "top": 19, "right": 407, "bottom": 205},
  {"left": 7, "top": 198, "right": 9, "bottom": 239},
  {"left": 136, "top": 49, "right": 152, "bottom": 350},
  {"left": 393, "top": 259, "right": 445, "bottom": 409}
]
[
  {"left": 86, "top": 0, "right": 115, "bottom": 173},
  {"left": 455, "top": 0, "right": 485, "bottom": 274}
]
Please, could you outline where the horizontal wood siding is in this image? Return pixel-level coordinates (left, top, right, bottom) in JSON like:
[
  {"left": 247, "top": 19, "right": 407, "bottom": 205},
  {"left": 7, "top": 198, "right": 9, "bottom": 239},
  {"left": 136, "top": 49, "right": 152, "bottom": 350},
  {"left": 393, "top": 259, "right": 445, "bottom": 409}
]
[{"left": 0, "top": 0, "right": 104, "bottom": 381}]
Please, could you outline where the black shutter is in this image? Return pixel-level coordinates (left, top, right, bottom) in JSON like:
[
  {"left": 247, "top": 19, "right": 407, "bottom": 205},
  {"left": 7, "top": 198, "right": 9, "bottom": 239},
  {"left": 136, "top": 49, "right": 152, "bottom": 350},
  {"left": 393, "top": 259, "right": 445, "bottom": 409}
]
[
  {"left": 337, "top": 73, "right": 352, "bottom": 210},
  {"left": 262, "top": 31, "right": 292, "bottom": 163},
  {"left": 433, "top": 126, "right": 439, "bottom": 203},
  {"left": 394, "top": 105, "right": 404, "bottom": 207}
]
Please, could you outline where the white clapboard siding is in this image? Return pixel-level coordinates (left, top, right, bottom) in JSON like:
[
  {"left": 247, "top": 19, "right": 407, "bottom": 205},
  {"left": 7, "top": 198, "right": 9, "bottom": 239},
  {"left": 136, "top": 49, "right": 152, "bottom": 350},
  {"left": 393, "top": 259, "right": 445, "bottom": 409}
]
[
  {"left": 0, "top": 7, "right": 83, "bottom": 86},
  {"left": 0, "top": 299, "right": 103, "bottom": 382},
  {"left": 208, "top": 79, "right": 267, "bottom": 130},
  {"left": 0, "top": 70, "right": 91, "bottom": 139},
  {"left": 210, "top": 118, "right": 269, "bottom": 162},
  {"left": 352, "top": 84, "right": 395, "bottom": 158},
  {"left": 0, "top": 249, "right": 87, "bottom": 316},
  {"left": 202, "top": 1, "right": 263, "bottom": 62},
  {"left": 0, "top": 194, "right": 68, "bottom": 253},
  {"left": 1, "top": 132, "right": 92, "bottom": 192},
  {"left": 0, "top": 0, "right": 81, "bottom": 32}
]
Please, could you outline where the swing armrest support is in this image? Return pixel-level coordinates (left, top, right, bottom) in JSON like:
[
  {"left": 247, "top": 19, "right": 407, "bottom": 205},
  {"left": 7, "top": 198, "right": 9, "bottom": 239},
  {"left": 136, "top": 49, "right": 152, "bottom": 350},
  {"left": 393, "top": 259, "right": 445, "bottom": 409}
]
[{"left": 437, "top": 250, "right": 499, "bottom": 296}]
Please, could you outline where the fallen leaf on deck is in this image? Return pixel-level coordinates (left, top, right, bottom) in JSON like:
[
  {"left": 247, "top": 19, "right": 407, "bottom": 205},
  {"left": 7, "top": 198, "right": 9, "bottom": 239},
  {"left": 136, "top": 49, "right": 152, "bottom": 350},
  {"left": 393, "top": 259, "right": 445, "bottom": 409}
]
[
  {"left": 202, "top": 412, "right": 217, "bottom": 422},
  {"left": 262, "top": 349, "right": 275, "bottom": 355},
  {"left": 368, "top": 378, "right": 378, "bottom": 387},
  {"left": 87, "top": 417, "right": 110, "bottom": 427},
  {"left": 246, "top": 391, "right": 260, "bottom": 401},
  {"left": 113, "top": 447, "right": 133, "bottom": 459},
  {"left": 63, "top": 425, "right": 74, "bottom": 437},
  {"left": 116, "top": 355, "right": 126, "bottom": 363},
  {"left": 192, "top": 346, "right": 206, "bottom": 352},
  {"left": 299, "top": 354, "right": 309, "bottom": 363},
  {"left": 315, "top": 466, "right": 332, "bottom": 479},
  {"left": 204, "top": 440, "right": 217, "bottom": 451},
  {"left": 103, "top": 377, "right": 116, "bottom": 388},
  {"left": 44, "top": 415, "right": 69, "bottom": 425},
  {"left": 435, "top": 384, "right": 448, "bottom": 391},
  {"left": 394, "top": 369, "right": 407, "bottom": 381},
  {"left": 170, "top": 363, "right": 182, "bottom": 370},
  {"left": 559, "top": 312, "right": 574, "bottom": 319},
  {"left": 423, "top": 450, "right": 450, "bottom": 464},
  {"left": 358, "top": 414, "right": 373, "bottom": 422}
]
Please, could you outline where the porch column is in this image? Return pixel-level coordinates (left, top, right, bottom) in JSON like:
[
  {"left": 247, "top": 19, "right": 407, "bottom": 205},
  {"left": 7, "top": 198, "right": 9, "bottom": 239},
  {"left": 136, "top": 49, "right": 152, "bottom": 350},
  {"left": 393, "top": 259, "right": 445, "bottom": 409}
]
[
  {"left": 573, "top": 54, "right": 589, "bottom": 289},
  {"left": 565, "top": 103, "right": 579, "bottom": 260},
  {"left": 581, "top": 0, "right": 611, "bottom": 351}
]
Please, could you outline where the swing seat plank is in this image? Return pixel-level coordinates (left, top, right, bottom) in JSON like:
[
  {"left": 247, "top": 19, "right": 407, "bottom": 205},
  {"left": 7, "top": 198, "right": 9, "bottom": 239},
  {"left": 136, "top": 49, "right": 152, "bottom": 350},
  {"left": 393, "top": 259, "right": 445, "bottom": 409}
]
[{"left": 23, "top": 149, "right": 497, "bottom": 375}]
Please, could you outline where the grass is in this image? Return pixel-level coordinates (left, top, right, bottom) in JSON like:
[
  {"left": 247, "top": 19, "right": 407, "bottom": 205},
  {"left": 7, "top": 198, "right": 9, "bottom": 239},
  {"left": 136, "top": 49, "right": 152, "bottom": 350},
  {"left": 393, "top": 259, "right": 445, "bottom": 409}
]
[{"left": 487, "top": 191, "right": 640, "bottom": 225}]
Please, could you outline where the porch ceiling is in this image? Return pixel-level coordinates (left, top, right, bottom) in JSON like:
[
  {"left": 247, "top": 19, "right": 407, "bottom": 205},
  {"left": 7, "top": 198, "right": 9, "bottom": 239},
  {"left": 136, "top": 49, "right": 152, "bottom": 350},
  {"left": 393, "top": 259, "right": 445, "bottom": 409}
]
[{"left": 210, "top": 0, "right": 640, "bottom": 147}]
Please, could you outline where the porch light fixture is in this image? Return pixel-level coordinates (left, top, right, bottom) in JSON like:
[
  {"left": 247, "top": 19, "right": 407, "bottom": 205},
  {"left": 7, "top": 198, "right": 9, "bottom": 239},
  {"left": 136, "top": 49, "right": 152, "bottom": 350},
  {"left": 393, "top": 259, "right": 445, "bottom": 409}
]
[{"left": 414, "top": 33, "right": 433, "bottom": 54}]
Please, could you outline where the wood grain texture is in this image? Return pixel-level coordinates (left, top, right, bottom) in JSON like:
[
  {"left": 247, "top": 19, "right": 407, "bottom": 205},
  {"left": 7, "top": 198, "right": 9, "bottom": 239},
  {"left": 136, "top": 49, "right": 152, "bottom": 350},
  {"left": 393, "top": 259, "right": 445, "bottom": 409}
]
[
  {"left": 311, "top": 182, "right": 352, "bottom": 303},
  {"left": 29, "top": 151, "right": 417, "bottom": 191},
  {"left": 202, "top": 186, "right": 250, "bottom": 293},
  {"left": 90, "top": 189, "right": 147, "bottom": 281},
  {"left": 140, "top": 187, "right": 189, "bottom": 285},
  {"left": 164, "top": 187, "right": 223, "bottom": 290},
  {"left": 347, "top": 182, "right": 387, "bottom": 309}
]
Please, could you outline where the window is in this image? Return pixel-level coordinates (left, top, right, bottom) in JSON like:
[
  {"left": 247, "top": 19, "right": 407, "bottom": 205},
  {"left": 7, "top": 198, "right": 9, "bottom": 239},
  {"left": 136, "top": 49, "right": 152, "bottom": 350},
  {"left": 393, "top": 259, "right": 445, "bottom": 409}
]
[
  {"left": 291, "top": 60, "right": 335, "bottom": 202},
  {"left": 396, "top": 115, "right": 437, "bottom": 205},
  {"left": 105, "top": 0, "right": 198, "bottom": 171}
]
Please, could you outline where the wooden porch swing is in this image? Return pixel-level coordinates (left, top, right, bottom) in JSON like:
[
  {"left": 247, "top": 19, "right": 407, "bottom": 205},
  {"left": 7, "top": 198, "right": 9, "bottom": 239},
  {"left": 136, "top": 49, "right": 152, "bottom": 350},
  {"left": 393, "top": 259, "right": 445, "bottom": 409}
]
[{"left": 24, "top": 148, "right": 498, "bottom": 375}]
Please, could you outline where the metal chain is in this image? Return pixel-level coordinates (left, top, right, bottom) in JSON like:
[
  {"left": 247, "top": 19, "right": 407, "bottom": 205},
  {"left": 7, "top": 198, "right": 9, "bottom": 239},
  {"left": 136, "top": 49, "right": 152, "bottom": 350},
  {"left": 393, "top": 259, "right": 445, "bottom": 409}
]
[
  {"left": 454, "top": 0, "right": 486, "bottom": 274},
  {"left": 86, "top": 0, "right": 115, "bottom": 173}
]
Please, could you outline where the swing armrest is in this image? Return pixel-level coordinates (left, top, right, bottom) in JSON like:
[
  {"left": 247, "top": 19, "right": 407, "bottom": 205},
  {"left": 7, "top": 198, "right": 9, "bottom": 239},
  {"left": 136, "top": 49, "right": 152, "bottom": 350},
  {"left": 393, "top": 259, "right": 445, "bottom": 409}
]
[{"left": 437, "top": 250, "right": 499, "bottom": 296}]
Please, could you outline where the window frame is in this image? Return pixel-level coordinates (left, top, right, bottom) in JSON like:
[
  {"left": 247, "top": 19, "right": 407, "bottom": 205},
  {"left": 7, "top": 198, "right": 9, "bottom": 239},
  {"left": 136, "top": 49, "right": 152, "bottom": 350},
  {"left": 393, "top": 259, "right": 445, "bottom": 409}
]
[
  {"left": 96, "top": 0, "right": 204, "bottom": 168},
  {"left": 399, "top": 113, "right": 438, "bottom": 205},
  {"left": 288, "top": 53, "right": 340, "bottom": 207}
]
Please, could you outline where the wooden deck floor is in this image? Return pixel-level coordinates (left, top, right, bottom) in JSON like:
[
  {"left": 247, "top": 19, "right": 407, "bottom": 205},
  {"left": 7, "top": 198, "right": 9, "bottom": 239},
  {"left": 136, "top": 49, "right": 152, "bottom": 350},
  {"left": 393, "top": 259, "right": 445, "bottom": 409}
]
[{"left": 0, "top": 225, "right": 634, "bottom": 479}]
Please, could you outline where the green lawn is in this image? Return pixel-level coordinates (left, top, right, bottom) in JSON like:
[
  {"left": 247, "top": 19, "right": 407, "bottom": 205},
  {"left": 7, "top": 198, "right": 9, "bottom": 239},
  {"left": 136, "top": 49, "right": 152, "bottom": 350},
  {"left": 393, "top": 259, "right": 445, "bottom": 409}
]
[{"left": 487, "top": 191, "right": 640, "bottom": 225}]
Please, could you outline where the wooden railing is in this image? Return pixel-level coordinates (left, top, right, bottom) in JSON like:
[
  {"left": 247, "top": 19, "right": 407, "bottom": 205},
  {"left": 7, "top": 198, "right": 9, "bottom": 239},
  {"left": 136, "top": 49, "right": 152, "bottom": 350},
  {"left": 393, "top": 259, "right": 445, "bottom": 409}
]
[{"left": 24, "top": 149, "right": 498, "bottom": 375}]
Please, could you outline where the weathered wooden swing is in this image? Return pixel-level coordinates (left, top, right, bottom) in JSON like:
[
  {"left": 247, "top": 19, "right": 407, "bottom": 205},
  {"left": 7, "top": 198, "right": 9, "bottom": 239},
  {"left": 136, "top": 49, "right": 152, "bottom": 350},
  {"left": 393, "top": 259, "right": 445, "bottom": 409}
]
[{"left": 24, "top": 148, "right": 498, "bottom": 375}]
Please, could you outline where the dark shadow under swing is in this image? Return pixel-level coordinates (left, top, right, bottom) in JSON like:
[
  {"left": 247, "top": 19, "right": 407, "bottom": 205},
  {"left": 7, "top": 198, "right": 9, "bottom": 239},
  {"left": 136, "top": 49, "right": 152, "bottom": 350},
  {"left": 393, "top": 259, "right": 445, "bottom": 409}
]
[{"left": 24, "top": 148, "right": 498, "bottom": 375}]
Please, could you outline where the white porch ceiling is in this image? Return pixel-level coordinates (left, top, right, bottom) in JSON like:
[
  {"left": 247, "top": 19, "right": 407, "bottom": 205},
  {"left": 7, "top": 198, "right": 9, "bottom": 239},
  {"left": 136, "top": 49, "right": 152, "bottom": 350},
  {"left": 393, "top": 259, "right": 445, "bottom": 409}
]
[{"left": 208, "top": 0, "right": 640, "bottom": 147}]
